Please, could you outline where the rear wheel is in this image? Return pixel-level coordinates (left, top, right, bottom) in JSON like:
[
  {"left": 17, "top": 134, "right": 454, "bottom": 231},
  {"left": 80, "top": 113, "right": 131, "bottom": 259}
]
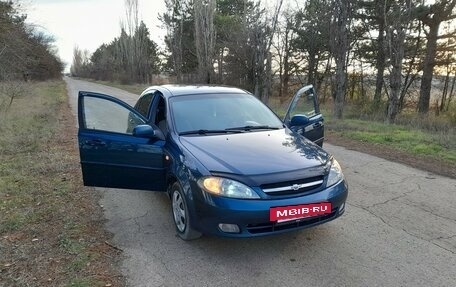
[{"left": 170, "top": 182, "right": 202, "bottom": 240}]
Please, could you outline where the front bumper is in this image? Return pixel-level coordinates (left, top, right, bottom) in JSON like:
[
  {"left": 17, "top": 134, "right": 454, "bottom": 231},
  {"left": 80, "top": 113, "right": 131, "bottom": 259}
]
[{"left": 192, "top": 179, "right": 348, "bottom": 237}]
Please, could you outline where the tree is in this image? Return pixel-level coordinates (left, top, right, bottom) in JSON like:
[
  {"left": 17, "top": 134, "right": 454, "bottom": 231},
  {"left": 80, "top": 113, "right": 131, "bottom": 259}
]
[
  {"left": 161, "top": 0, "right": 197, "bottom": 82},
  {"left": 356, "top": 0, "right": 393, "bottom": 105},
  {"left": 0, "top": 1, "right": 63, "bottom": 81},
  {"left": 273, "top": 7, "right": 295, "bottom": 100},
  {"left": 386, "top": 0, "right": 413, "bottom": 123},
  {"left": 252, "top": 0, "right": 283, "bottom": 103},
  {"left": 70, "top": 46, "right": 90, "bottom": 77},
  {"left": 417, "top": 0, "right": 456, "bottom": 114},
  {"left": 331, "top": 0, "right": 351, "bottom": 119},
  {"left": 292, "top": 0, "right": 332, "bottom": 93},
  {"left": 194, "top": 0, "right": 216, "bottom": 83}
]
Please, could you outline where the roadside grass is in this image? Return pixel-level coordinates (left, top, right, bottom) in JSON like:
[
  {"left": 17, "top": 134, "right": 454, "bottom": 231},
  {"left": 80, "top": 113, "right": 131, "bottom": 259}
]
[
  {"left": 318, "top": 104, "right": 456, "bottom": 165},
  {"left": 0, "top": 80, "right": 123, "bottom": 286},
  {"left": 324, "top": 115, "right": 456, "bottom": 163}
]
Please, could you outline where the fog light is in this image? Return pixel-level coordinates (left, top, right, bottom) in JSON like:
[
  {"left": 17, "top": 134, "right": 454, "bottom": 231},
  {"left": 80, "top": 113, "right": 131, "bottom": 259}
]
[
  {"left": 339, "top": 202, "right": 345, "bottom": 213},
  {"left": 218, "top": 223, "right": 240, "bottom": 233}
]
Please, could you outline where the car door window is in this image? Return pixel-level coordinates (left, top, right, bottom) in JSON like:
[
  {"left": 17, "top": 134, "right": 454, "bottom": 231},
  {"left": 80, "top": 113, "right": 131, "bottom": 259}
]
[
  {"left": 82, "top": 96, "right": 145, "bottom": 134},
  {"left": 288, "top": 91, "right": 317, "bottom": 119},
  {"left": 136, "top": 93, "right": 154, "bottom": 118},
  {"left": 154, "top": 96, "right": 168, "bottom": 135}
]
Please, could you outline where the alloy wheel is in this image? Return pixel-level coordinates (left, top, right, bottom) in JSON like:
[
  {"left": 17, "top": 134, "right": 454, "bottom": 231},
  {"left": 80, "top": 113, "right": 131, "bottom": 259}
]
[{"left": 172, "top": 190, "right": 186, "bottom": 232}]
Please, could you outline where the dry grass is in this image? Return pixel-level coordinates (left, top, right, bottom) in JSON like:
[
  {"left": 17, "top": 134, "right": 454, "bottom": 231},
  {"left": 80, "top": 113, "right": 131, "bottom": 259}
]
[{"left": 0, "top": 80, "right": 124, "bottom": 287}]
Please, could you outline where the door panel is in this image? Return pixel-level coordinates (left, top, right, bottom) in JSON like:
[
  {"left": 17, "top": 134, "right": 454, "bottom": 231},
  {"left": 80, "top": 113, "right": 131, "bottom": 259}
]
[
  {"left": 284, "top": 85, "right": 324, "bottom": 146},
  {"left": 78, "top": 91, "right": 166, "bottom": 191}
]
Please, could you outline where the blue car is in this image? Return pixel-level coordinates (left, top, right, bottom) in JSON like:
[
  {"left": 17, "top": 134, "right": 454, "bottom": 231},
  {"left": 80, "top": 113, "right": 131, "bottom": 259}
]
[{"left": 77, "top": 85, "right": 348, "bottom": 240}]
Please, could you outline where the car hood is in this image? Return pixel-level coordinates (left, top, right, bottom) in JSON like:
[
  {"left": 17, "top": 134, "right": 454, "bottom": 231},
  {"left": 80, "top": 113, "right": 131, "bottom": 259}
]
[{"left": 179, "top": 129, "right": 329, "bottom": 175}]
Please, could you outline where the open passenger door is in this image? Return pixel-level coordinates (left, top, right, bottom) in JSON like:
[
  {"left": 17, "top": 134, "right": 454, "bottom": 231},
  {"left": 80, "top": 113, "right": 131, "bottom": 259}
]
[{"left": 283, "top": 85, "right": 324, "bottom": 147}]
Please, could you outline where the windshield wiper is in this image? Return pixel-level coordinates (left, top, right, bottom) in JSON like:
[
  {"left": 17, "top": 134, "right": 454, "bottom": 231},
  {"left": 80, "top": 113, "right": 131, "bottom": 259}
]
[
  {"left": 179, "top": 129, "right": 244, "bottom": 136},
  {"left": 225, "top": 125, "right": 281, "bottom": 131}
]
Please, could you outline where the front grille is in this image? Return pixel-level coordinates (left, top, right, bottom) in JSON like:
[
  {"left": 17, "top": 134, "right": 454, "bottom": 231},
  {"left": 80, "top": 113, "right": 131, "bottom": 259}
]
[
  {"left": 261, "top": 176, "right": 324, "bottom": 196},
  {"left": 246, "top": 210, "right": 336, "bottom": 234}
]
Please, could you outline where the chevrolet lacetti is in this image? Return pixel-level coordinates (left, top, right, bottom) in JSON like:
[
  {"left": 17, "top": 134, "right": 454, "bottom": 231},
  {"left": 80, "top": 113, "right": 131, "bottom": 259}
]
[{"left": 77, "top": 85, "right": 348, "bottom": 240}]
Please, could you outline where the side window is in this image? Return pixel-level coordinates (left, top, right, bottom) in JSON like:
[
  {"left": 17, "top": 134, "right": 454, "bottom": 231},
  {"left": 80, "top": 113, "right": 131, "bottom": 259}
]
[
  {"left": 155, "top": 96, "right": 166, "bottom": 124},
  {"left": 289, "top": 91, "right": 317, "bottom": 119},
  {"left": 82, "top": 96, "right": 145, "bottom": 134},
  {"left": 154, "top": 96, "right": 168, "bottom": 135},
  {"left": 136, "top": 93, "right": 154, "bottom": 118}
]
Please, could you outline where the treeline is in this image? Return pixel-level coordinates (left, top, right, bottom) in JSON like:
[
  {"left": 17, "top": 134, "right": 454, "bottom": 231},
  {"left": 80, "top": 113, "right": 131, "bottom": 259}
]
[
  {"left": 0, "top": 1, "right": 63, "bottom": 81},
  {"left": 161, "top": 0, "right": 282, "bottom": 104},
  {"left": 75, "top": 0, "right": 456, "bottom": 122},
  {"left": 71, "top": 0, "right": 160, "bottom": 84}
]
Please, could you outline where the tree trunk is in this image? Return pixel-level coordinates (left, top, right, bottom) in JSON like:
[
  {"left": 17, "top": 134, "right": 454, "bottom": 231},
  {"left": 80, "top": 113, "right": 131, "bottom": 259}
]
[
  {"left": 440, "top": 66, "right": 450, "bottom": 112},
  {"left": 387, "top": 29, "right": 406, "bottom": 124},
  {"left": 446, "top": 73, "right": 456, "bottom": 111},
  {"left": 281, "top": 24, "right": 291, "bottom": 101},
  {"left": 373, "top": 5, "right": 386, "bottom": 105},
  {"left": 261, "top": 52, "right": 272, "bottom": 105},
  {"left": 194, "top": 0, "right": 216, "bottom": 84},
  {"left": 307, "top": 53, "right": 317, "bottom": 85},
  {"left": 386, "top": 0, "right": 412, "bottom": 124},
  {"left": 399, "top": 23, "right": 422, "bottom": 112},
  {"left": 332, "top": 0, "right": 350, "bottom": 119},
  {"left": 217, "top": 48, "right": 223, "bottom": 83},
  {"left": 418, "top": 21, "right": 439, "bottom": 114}
]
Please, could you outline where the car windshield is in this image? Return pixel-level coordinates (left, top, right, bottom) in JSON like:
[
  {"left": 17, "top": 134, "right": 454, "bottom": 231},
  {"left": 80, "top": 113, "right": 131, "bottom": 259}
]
[{"left": 170, "top": 93, "right": 283, "bottom": 134}]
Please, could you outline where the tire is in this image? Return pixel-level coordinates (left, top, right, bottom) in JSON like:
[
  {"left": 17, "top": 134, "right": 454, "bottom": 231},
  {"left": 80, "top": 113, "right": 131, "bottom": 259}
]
[{"left": 170, "top": 182, "right": 202, "bottom": 240}]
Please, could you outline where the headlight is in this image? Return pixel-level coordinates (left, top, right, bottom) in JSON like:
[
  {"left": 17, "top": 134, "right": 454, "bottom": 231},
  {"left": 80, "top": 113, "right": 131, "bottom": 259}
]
[
  {"left": 198, "top": 177, "right": 260, "bottom": 199},
  {"left": 326, "top": 159, "right": 344, "bottom": 187}
]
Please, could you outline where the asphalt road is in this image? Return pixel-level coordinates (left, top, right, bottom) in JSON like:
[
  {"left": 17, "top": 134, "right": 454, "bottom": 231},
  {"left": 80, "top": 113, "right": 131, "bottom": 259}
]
[{"left": 65, "top": 77, "right": 456, "bottom": 287}]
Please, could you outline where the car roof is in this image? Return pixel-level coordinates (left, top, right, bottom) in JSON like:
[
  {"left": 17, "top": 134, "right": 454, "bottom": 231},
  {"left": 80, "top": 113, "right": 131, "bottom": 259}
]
[{"left": 141, "top": 85, "right": 249, "bottom": 98}]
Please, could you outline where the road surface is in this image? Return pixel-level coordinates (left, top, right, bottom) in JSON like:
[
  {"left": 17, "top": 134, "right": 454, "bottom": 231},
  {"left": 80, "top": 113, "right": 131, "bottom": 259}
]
[{"left": 65, "top": 77, "right": 456, "bottom": 287}]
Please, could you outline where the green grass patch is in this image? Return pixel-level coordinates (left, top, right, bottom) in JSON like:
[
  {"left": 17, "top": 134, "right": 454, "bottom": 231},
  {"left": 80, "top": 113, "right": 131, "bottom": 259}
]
[
  {"left": 323, "top": 115, "right": 456, "bottom": 164},
  {"left": 59, "top": 237, "right": 87, "bottom": 255},
  {"left": 0, "top": 213, "right": 26, "bottom": 233}
]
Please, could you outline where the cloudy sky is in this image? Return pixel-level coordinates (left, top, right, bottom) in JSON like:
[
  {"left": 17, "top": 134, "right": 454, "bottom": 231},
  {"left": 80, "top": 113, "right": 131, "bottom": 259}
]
[{"left": 26, "top": 0, "right": 167, "bottom": 71}]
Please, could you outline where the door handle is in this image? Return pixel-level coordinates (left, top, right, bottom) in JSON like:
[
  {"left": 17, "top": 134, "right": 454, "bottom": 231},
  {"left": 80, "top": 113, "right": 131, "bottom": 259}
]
[
  {"left": 313, "top": 122, "right": 322, "bottom": 128},
  {"left": 84, "top": 139, "right": 106, "bottom": 147}
]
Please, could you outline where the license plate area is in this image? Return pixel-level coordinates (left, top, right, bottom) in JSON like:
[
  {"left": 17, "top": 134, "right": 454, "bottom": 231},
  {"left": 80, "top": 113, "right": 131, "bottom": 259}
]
[{"left": 270, "top": 202, "right": 332, "bottom": 222}]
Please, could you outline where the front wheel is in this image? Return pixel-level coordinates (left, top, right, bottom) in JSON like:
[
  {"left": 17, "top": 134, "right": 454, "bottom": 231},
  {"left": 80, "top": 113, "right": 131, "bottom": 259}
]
[{"left": 171, "top": 182, "right": 202, "bottom": 240}]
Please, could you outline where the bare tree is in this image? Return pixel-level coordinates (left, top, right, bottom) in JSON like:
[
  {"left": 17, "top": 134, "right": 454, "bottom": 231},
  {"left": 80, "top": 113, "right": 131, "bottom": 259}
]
[
  {"left": 373, "top": 0, "right": 391, "bottom": 106},
  {"left": 273, "top": 7, "right": 295, "bottom": 100},
  {"left": 331, "top": 0, "right": 351, "bottom": 119},
  {"left": 194, "top": 0, "right": 216, "bottom": 83},
  {"left": 0, "top": 80, "right": 29, "bottom": 114},
  {"left": 386, "top": 0, "right": 413, "bottom": 123},
  {"left": 119, "top": 0, "right": 139, "bottom": 82},
  {"left": 70, "top": 46, "right": 90, "bottom": 77},
  {"left": 255, "top": 0, "right": 283, "bottom": 104}
]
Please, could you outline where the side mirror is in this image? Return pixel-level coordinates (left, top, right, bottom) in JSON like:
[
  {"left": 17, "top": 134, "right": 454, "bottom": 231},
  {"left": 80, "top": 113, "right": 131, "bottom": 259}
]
[
  {"left": 133, "top": 124, "right": 156, "bottom": 138},
  {"left": 290, "top": 115, "right": 310, "bottom": 127}
]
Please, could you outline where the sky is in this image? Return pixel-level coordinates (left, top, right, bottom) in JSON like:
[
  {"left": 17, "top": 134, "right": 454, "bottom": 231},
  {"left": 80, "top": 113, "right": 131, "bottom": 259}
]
[{"left": 26, "top": 0, "right": 168, "bottom": 72}]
